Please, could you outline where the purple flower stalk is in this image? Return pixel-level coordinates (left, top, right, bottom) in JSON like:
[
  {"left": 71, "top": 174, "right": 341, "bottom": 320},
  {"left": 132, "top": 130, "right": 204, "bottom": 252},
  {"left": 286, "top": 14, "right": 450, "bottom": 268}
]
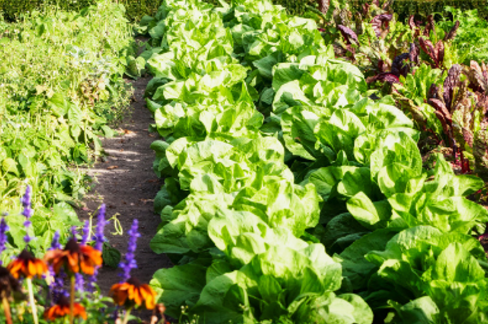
[
  {"left": 50, "top": 231, "right": 62, "bottom": 250},
  {"left": 20, "top": 185, "right": 33, "bottom": 219},
  {"left": 51, "top": 269, "right": 69, "bottom": 303},
  {"left": 94, "top": 204, "right": 107, "bottom": 251},
  {"left": 48, "top": 233, "right": 68, "bottom": 304},
  {"left": 76, "top": 222, "right": 88, "bottom": 291},
  {"left": 75, "top": 273, "right": 85, "bottom": 292},
  {"left": 88, "top": 204, "right": 108, "bottom": 292},
  {"left": 81, "top": 220, "right": 90, "bottom": 245},
  {"left": 20, "top": 185, "right": 33, "bottom": 244},
  {"left": 119, "top": 219, "right": 140, "bottom": 282},
  {"left": 0, "top": 218, "right": 9, "bottom": 265}
]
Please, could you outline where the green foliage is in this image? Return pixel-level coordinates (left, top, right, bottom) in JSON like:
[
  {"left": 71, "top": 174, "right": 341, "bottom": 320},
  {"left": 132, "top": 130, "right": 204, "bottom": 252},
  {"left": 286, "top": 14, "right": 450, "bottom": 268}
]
[
  {"left": 0, "top": 0, "right": 162, "bottom": 21},
  {"left": 438, "top": 6, "right": 488, "bottom": 63},
  {"left": 0, "top": 1, "right": 133, "bottom": 255},
  {"left": 142, "top": 0, "right": 488, "bottom": 323}
]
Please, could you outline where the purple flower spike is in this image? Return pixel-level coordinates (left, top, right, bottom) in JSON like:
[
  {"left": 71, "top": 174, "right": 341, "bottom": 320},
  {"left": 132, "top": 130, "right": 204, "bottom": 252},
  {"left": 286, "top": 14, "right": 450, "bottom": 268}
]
[
  {"left": 20, "top": 185, "right": 33, "bottom": 219},
  {"left": 75, "top": 273, "right": 85, "bottom": 292},
  {"left": 20, "top": 186, "right": 34, "bottom": 245},
  {"left": 94, "top": 204, "right": 107, "bottom": 251},
  {"left": 87, "top": 204, "right": 108, "bottom": 293},
  {"left": 50, "top": 231, "right": 62, "bottom": 251},
  {"left": 51, "top": 268, "right": 68, "bottom": 303},
  {"left": 81, "top": 220, "right": 90, "bottom": 245},
  {"left": 119, "top": 219, "right": 140, "bottom": 282},
  {"left": 87, "top": 268, "right": 99, "bottom": 293},
  {"left": 0, "top": 218, "right": 9, "bottom": 265}
]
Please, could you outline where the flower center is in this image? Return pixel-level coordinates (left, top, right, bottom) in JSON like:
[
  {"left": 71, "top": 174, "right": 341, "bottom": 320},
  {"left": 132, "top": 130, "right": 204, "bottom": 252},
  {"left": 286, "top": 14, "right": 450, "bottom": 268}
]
[
  {"left": 64, "top": 238, "right": 81, "bottom": 253},
  {"left": 127, "top": 276, "right": 142, "bottom": 287},
  {"left": 18, "top": 249, "right": 35, "bottom": 261}
]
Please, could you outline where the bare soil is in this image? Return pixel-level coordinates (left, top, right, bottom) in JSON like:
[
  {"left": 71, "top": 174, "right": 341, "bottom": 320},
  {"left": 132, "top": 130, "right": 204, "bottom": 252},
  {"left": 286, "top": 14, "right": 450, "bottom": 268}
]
[{"left": 78, "top": 74, "right": 172, "bottom": 299}]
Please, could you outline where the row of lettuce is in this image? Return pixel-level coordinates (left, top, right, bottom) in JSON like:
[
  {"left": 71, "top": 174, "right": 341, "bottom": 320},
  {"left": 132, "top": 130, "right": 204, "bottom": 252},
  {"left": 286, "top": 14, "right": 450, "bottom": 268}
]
[
  {"left": 141, "top": 0, "right": 488, "bottom": 323},
  {"left": 0, "top": 1, "right": 140, "bottom": 257}
]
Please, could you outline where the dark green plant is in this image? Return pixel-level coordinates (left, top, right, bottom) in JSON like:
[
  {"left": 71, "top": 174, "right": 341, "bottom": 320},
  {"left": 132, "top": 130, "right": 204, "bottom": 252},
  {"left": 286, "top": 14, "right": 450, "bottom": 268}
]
[{"left": 0, "top": 0, "right": 162, "bottom": 21}]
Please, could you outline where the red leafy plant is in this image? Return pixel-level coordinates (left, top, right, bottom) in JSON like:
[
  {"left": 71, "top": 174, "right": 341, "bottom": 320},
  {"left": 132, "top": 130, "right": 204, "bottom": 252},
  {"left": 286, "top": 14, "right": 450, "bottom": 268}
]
[{"left": 426, "top": 63, "right": 488, "bottom": 175}]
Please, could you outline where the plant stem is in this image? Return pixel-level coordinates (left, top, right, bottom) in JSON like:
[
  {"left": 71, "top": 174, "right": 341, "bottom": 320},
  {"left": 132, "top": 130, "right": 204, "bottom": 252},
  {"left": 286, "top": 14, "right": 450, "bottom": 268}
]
[
  {"left": 478, "top": 259, "right": 488, "bottom": 273},
  {"left": 2, "top": 296, "right": 12, "bottom": 324},
  {"left": 26, "top": 278, "right": 38, "bottom": 324},
  {"left": 122, "top": 307, "right": 133, "bottom": 324},
  {"left": 70, "top": 276, "right": 75, "bottom": 324}
]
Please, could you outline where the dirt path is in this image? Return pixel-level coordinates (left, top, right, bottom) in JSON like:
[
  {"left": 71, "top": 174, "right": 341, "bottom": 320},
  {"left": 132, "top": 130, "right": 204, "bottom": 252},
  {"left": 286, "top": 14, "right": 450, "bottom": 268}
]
[{"left": 78, "top": 74, "right": 172, "bottom": 296}]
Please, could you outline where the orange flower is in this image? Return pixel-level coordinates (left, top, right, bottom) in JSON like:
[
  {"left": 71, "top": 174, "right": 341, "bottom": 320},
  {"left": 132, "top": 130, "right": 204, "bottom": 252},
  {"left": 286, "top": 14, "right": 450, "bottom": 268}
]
[
  {"left": 43, "top": 295, "right": 87, "bottom": 320},
  {"left": 44, "top": 238, "right": 102, "bottom": 276},
  {"left": 7, "top": 250, "right": 48, "bottom": 279},
  {"left": 110, "top": 277, "right": 157, "bottom": 310}
]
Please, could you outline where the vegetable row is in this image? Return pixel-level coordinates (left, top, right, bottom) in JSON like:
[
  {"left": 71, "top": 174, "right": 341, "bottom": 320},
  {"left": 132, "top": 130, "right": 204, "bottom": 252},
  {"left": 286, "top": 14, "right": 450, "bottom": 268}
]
[
  {"left": 0, "top": 1, "right": 135, "bottom": 258},
  {"left": 142, "top": 0, "right": 488, "bottom": 323}
]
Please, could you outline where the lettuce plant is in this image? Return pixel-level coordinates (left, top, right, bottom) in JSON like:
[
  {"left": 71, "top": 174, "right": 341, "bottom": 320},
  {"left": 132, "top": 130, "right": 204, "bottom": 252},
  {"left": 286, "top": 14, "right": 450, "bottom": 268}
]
[{"left": 142, "top": 0, "right": 488, "bottom": 323}]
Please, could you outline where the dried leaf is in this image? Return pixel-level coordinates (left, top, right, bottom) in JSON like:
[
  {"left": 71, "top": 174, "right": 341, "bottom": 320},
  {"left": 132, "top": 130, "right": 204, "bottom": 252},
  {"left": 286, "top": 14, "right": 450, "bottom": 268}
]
[{"left": 107, "top": 166, "right": 119, "bottom": 170}]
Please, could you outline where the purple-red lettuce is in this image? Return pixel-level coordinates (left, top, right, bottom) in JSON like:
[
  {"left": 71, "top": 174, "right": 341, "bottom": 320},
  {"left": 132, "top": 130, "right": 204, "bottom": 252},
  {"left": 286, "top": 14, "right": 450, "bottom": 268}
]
[{"left": 371, "top": 14, "right": 392, "bottom": 38}]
